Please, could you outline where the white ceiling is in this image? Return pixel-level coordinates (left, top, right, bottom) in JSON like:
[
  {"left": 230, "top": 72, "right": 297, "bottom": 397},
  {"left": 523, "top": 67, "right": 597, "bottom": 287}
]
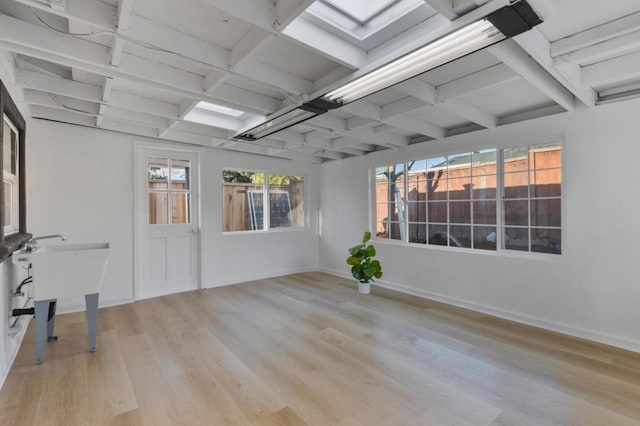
[{"left": 0, "top": 0, "right": 639, "bottom": 163}]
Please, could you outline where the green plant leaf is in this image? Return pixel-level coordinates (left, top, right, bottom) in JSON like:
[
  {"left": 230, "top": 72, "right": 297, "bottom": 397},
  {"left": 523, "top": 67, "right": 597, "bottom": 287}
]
[
  {"left": 346, "top": 256, "right": 361, "bottom": 266},
  {"left": 351, "top": 266, "right": 364, "bottom": 281},
  {"left": 365, "top": 245, "right": 376, "bottom": 257},
  {"left": 362, "top": 231, "right": 372, "bottom": 243},
  {"left": 374, "top": 271, "right": 383, "bottom": 279},
  {"left": 348, "top": 245, "right": 364, "bottom": 256}
]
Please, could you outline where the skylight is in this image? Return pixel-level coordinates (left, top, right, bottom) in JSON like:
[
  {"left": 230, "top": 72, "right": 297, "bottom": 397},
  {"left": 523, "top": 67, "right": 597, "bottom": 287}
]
[
  {"left": 195, "top": 101, "right": 244, "bottom": 117},
  {"left": 298, "top": 0, "right": 426, "bottom": 46},
  {"left": 183, "top": 101, "right": 260, "bottom": 131},
  {"left": 324, "top": 0, "right": 398, "bottom": 23}
]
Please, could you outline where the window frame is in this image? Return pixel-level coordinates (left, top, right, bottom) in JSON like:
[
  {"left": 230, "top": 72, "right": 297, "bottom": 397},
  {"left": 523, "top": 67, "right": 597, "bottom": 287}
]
[
  {"left": 0, "top": 80, "right": 30, "bottom": 261},
  {"left": 499, "top": 143, "right": 563, "bottom": 255},
  {"left": 222, "top": 168, "right": 307, "bottom": 234},
  {"left": 370, "top": 141, "right": 563, "bottom": 257},
  {"left": 3, "top": 113, "right": 19, "bottom": 235},
  {"left": 147, "top": 157, "right": 192, "bottom": 225}
]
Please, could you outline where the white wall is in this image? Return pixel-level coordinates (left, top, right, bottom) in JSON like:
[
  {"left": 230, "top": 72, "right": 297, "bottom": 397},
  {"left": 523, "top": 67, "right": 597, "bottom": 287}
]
[
  {"left": 319, "top": 99, "right": 640, "bottom": 352},
  {"left": 27, "top": 120, "right": 320, "bottom": 311}
]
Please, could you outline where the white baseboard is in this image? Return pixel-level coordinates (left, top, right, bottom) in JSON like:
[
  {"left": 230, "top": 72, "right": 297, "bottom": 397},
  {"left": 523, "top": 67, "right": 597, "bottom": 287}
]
[
  {"left": 205, "top": 266, "right": 318, "bottom": 288},
  {"left": 0, "top": 314, "right": 30, "bottom": 390},
  {"left": 319, "top": 267, "right": 640, "bottom": 354}
]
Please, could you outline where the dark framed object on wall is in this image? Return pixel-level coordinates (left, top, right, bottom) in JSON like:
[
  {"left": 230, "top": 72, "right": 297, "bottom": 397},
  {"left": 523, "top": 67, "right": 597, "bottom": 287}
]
[{"left": 0, "top": 80, "right": 30, "bottom": 260}]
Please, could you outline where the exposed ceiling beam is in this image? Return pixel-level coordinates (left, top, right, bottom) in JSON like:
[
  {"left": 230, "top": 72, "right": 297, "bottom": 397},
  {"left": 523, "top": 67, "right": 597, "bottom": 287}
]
[
  {"left": 436, "top": 63, "right": 519, "bottom": 100},
  {"left": 31, "top": 104, "right": 103, "bottom": 127},
  {"left": 513, "top": 28, "right": 597, "bottom": 107},
  {"left": 24, "top": 89, "right": 99, "bottom": 114},
  {"left": 31, "top": 104, "right": 314, "bottom": 161},
  {"left": 11, "top": 0, "right": 115, "bottom": 30},
  {"left": 313, "top": 149, "right": 347, "bottom": 161},
  {"left": 158, "top": 100, "right": 203, "bottom": 138},
  {"left": 555, "top": 30, "right": 640, "bottom": 66},
  {"left": 17, "top": 69, "right": 101, "bottom": 102},
  {"left": 12, "top": 0, "right": 313, "bottom": 97},
  {"left": 115, "top": 0, "right": 134, "bottom": 30},
  {"left": 395, "top": 73, "right": 501, "bottom": 128},
  {"left": 423, "top": 0, "right": 459, "bottom": 20},
  {"left": 582, "top": 50, "right": 640, "bottom": 87},
  {"left": 385, "top": 115, "right": 445, "bottom": 138},
  {"left": 437, "top": 98, "right": 498, "bottom": 128},
  {"left": 170, "top": 121, "right": 230, "bottom": 139},
  {"left": 99, "top": 0, "right": 133, "bottom": 126},
  {"left": 488, "top": 40, "right": 575, "bottom": 111},
  {"left": 197, "top": 0, "right": 275, "bottom": 32},
  {"left": 283, "top": 17, "right": 367, "bottom": 69},
  {"left": 95, "top": 77, "right": 113, "bottom": 127},
  {"left": 341, "top": 100, "right": 446, "bottom": 139},
  {"left": 274, "top": 0, "right": 315, "bottom": 30},
  {"left": 128, "top": 15, "right": 311, "bottom": 95},
  {"left": 550, "top": 10, "right": 640, "bottom": 57},
  {"left": 308, "top": 114, "right": 411, "bottom": 148},
  {"left": 0, "top": 14, "right": 280, "bottom": 114},
  {"left": 17, "top": 69, "right": 181, "bottom": 119},
  {"left": 330, "top": 137, "right": 377, "bottom": 153},
  {"left": 230, "top": 27, "right": 272, "bottom": 68},
  {"left": 198, "top": 0, "right": 363, "bottom": 69},
  {"left": 26, "top": 90, "right": 170, "bottom": 129}
]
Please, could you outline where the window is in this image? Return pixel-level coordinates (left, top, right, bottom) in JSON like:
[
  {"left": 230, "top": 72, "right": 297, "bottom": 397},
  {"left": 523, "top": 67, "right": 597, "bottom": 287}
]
[
  {"left": 147, "top": 158, "right": 191, "bottom": 225},
  {"left": 3, "top": 114, "right": 19, "bottom": 234},
  {"left": 0, "top": 80, "right": 29, "bottom": 260},
  {"left": 372, "top": 143, "right": 561, "bottom": 255},
  {"left": 502, "top": 143, "right": 562, "bottom": 254},
  {"left": 222, "top": 170, "right": 304, "bottom": 232},
  {"left": 375, "top": 163, "right": 405, "bottom": 240}
]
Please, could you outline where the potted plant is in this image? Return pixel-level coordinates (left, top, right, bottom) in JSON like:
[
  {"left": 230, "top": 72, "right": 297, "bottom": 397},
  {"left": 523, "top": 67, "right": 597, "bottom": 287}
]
[{"left": 346, "top": 231, "right": 383, "bottom": 294}]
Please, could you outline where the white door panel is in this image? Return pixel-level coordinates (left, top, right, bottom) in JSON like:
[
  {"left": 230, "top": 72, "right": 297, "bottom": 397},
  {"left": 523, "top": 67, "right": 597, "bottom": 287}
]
[{"left": 136, "top": 148, "right": 199, "bottom": 299}]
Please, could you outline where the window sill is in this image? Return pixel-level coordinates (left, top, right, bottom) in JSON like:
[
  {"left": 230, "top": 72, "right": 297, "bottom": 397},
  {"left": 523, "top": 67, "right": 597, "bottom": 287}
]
[
  {"left": 374, "top": 237, "right": 562, "bottom": 263},
  {"left": 0, "top": 232, "right": 32, "bottom": 263},
  {"left": 222, "top": 227, "right": 307, "bottom": 236}
]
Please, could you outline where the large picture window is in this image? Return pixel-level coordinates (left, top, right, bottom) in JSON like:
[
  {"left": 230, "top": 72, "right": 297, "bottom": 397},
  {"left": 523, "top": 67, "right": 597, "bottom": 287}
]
[
  {"left": 373, "top": 143, "right": 561, "bottom": 255},
  {"left": 222, "top": 170, "right": 304, "bottom": 232}
]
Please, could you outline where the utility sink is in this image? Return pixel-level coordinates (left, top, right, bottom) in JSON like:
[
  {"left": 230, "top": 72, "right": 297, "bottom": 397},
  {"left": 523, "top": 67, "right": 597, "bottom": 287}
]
[
  {"left": 12, "top": 241, "right": 111, "bottom": 364},
  {"left": 13, "top": 242, "right": 111, "bottom": 301}
]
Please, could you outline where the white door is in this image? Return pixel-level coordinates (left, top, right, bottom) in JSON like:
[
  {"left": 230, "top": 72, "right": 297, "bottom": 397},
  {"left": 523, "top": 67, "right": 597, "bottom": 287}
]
[{"left": 136, "top": 148, "right": 199, "bottom": 299}]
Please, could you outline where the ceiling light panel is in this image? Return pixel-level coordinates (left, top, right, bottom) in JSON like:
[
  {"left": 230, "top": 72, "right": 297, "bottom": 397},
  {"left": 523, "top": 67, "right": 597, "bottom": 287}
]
[{"left": 323, "top": 19, "right": 505, "bottom": 103}]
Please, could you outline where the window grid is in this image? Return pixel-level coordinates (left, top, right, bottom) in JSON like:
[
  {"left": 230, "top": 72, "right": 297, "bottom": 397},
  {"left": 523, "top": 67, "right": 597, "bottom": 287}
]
[
  {"left": 3, "top": 114, "right": 19, "bottom": 234},
  {"left": 222, "top": 170, "right": 305, "bottom": 232},
  {"left": 374, "top": 144, "right": 561, "bottom": 255},
  {"left": 148, "top": 158, "right": 191, "bottom": 225},
  {"left": 502, "top": 145, "right": 562, "bottom": 254}
]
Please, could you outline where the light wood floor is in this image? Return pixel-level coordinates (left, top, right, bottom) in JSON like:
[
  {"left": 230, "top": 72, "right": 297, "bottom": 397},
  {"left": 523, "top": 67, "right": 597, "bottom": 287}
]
[{"left": 2, "top": 272, "right": 640, "bottom": 425}]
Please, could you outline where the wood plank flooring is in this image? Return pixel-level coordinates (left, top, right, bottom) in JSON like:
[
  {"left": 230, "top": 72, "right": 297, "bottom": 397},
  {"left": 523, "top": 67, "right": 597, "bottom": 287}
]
[{"left": 2, "top": 272, "right": 640, "bottom": 425}]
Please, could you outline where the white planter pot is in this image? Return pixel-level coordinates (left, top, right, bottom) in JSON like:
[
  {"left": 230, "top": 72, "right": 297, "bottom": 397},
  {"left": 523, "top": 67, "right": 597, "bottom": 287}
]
[{"left": 358, "top": 282, "right": 371, "bottom": 294}]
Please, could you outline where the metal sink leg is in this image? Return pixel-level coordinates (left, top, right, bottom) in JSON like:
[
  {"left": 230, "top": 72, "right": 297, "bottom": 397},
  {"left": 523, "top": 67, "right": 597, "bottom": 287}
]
[{"left": 85, "top": 293, "right": 99, "bottom": 352}]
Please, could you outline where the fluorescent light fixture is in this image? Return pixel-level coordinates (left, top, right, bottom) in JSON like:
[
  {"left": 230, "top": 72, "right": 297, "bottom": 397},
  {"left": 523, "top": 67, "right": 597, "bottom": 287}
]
[
  {"left": 235, "top": 98, "right": 342, "bottom": 140},
  {"left": 323, "top": 20, "right": 504, "bottom": 103},
  {"left": 236, "top": 109, "right": 315, "bottom": 140},
  {"left": 322, "top": 0, "right": 542, "bottom": 105},
  {"left": 234, "top": 0, "right": 542, "bottom": 141}
]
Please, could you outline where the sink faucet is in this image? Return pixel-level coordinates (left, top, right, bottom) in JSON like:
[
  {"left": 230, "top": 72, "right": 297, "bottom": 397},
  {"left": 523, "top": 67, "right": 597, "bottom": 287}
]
[{"left": 25, "top": 234, "right": 66, "bottom": 252}]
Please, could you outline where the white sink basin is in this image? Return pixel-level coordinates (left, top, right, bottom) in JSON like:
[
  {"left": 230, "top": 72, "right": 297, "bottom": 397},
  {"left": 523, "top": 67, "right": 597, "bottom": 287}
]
[{"left": 13, "top": 242, "right": 111, "bottom": 301}]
